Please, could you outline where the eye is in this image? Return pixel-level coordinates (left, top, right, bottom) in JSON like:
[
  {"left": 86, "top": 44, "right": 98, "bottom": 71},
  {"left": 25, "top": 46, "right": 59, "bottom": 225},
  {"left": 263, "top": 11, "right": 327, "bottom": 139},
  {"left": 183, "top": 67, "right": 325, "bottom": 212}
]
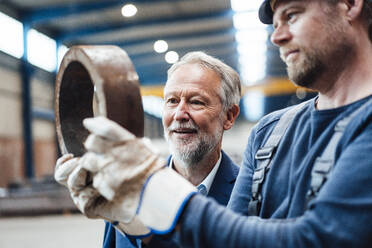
[
  {"left": 191, "top": 100, "right": 204, "bottom": 105},
  {"left": 166, "top": 98, "right": 178, "bottom": 104},
  {"left": 286, "top": 10, "right": 299, "bottom": 23}
]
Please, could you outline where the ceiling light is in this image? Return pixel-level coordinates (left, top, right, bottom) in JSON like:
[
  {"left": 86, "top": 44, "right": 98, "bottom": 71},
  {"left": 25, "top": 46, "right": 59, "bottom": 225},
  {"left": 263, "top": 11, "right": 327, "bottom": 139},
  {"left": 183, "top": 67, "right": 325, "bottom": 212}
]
[
  {"left": 165, "top": 51, "right": 179, "bottom": 64},
  {"left": 231, "top": 0, "right": 262, "bottom": 12},
  {"left": 235, "top": 29, "right": 268, "bottom": 44},
  {"left": 0, "top": 11, "right": 23, "bottom": 59},
  {"left": 121, "top": 4, "right": 137, "bottom": 17},
  {"left": 153, "top": 40, "right": 168, "bottom": 53},
  {"left": 233, "top": 12, "right": 265, "bottom": 29}
]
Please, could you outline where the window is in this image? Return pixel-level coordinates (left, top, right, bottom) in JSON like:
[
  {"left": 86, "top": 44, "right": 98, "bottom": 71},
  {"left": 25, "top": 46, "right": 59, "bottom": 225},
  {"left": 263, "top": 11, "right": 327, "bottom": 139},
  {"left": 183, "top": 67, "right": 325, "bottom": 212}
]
[
  {"left": 0, "top": 12, "right": 24, "bottom": 59},
  {"left": 27, "top": 29, "right": 57, "bottom": 72}
]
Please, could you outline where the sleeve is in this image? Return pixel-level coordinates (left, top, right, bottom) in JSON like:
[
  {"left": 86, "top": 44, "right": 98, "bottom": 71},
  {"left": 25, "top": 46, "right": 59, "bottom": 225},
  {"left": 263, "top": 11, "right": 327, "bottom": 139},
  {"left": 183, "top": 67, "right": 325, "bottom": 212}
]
[
  {"left": 178, "top": 121, "right": 372, "bottom": 247},
  {"left": 103, "top": 222, "right": 116, "bottom": 248},
  {"left": 145, "top": 232, "right": 181, "bottom": 248},
  {"left": 103, "top": 221, "right": 140, "bottom": 248}
]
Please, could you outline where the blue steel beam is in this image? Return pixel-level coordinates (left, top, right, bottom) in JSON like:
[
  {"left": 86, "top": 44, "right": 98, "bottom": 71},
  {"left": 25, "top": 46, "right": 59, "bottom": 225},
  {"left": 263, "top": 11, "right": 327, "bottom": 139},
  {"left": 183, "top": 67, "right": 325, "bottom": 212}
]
[
  {"left": 58, "top": 9, "right": 233, "bottom": 42},
  {"left": 32, "top": 108, "right": 55, "bottom": 122},
  {"left": 22, "top": 0, "right": 190, "bottom": 25},
  {"left": 125, "top": 39, "right": 237, "bottom": 65},
  {"left": 85, "top": 27, "right": 236, "bottom": 48},
  {"left": 23, "top": 1, "right": 125, "bottom": 25},
  {"left": 134, "top": 52, "right": 238, "bottom": 76},
  {"left": 134, "top": 48, "right": 239, "bottom": 85},
  {"left": 137, "top": 56, "right": 239, "bottom": 85},
  {"left": 20, "top": 22, "right": 35, "bottom": 179},
  {"left": 129, "top": 42, "right": 238, "bottom": 64}
]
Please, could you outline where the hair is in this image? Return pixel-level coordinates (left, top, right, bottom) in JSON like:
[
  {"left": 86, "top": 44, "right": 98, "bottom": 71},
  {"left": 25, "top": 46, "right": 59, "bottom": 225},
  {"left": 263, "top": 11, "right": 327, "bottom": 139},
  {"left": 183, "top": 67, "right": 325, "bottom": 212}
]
[
  {"left": 324, "top": 0, "right": 372, "bottom": 42},
  {"left": 166, "top": 51, "right": 241, "bottom": 111},
  {"left": 361, "top": 0, "right": 372, "bottom": 42}
]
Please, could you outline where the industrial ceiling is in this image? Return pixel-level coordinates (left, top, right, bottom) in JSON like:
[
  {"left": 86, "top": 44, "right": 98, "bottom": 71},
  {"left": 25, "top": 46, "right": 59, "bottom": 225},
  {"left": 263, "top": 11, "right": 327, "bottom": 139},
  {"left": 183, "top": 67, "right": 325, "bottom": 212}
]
[{"left": 0, "top": 0, "right": 239, "bottom": 85}]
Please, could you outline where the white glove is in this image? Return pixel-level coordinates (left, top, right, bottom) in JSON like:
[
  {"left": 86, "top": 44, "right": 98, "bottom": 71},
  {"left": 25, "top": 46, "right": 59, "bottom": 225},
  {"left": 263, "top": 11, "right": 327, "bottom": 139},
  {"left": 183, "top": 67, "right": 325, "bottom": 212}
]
[
  {"left": 54, "top": 153, "right": 151, "bottom": 237},
  {"left": 54, "top": 154, "right": 79, "bottom": 187},
  {"left": 82, "top": 116, "right": 198, "bottom": 233},
  {"left": 82, "top": 117, "right": 166, "bottom": 223}
]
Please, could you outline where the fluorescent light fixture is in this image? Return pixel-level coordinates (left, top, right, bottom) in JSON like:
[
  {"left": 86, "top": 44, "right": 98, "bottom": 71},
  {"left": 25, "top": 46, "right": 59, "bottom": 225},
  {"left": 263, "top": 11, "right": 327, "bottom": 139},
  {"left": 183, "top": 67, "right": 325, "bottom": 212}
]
[
  {"left": 235, "top": 29, "right": 268, "bottom": 44},
  {"left": 242, "top": 91, "right": 264, "bottom": 121},
  {"left": 153, "top": 40, "right": 168, "bottom": 53},
  {"left": 239, "top": 53, "right": 266, "bottom": 84},
  {"left": 27, "top": 29, "right": 57, "bottom": 72},
  {"left": 165, "top": 51, "right": 179, "bottom": 64},
  {"left": 237, "top": 43, "right": 267, "bottom": 56},
  {"left": 231, "top": 0, "right": 270, "bottom": 86},
  {"left": 240, "top": 65, "right": 266, "bottom": 84},
  {"left": 233, "top": 12, "right": 265, "bottom": 30},
  {"left": 231, "top": 0, "right": 263, "bottom": 12},
  {"left": 121, "top": 4, "right": 137, "bottom": 17},
  {"left": 142, "top": 95, "right": 164, "bottom": 118},
  {"left": 0, "top": 12, "right": 23, "bottom": 58}
]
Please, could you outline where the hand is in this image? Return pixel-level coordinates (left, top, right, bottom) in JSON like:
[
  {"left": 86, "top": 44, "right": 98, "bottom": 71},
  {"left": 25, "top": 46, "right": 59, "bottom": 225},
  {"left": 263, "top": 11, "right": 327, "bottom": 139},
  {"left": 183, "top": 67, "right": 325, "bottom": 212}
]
[
  {"left": 54, "top": 152, "right": 151, "bottom": 237},
  {"left": 82, "top": 117, "right": 197, "bottom": 233},
  {"left": 81, "top": 116, "right": 166, "bottom": 223},
  {"left": 54, "top": 153, "right": 79, "bottom": 187},
  {"left": 54, "top": 153, "right": 106, "bottom": 219}
]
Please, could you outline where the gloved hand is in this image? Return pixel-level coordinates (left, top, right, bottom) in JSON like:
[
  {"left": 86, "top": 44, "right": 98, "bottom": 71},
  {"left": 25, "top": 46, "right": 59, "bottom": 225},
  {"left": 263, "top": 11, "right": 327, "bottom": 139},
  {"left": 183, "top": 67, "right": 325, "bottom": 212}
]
[
  {"left": 54, "top": 153, "right": 151, "bottom": 237},
  {"left": 82, "top": 116, "right": 166, "bottom": 223},
  {"left": 82, "top": 116, "right": 197, "bottom": 234}
]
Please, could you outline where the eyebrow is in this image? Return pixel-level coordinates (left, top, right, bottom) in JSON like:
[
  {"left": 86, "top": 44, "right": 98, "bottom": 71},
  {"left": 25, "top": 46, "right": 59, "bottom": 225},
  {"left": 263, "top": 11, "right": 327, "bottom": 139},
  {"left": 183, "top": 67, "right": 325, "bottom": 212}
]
[{"left": 273, "top": 0, "right": 304, "bottom": 23}]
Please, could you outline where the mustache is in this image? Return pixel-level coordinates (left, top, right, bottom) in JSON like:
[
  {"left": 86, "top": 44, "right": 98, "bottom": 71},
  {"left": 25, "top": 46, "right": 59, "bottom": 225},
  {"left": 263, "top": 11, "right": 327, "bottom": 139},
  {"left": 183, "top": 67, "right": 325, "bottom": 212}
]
[
  {"left": 280, "top": 47, "right": 298, "bottom": 60},
  {"left": 167, "top": 121, "right": 199, "bottom": 132}
]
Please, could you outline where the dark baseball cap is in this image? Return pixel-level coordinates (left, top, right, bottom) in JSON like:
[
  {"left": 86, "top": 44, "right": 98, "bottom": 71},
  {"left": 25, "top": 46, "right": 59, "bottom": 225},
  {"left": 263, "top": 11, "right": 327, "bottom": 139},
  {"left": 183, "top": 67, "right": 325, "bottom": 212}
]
[{"left": 259, "top": 0, "right": 275, "bottom": 24}]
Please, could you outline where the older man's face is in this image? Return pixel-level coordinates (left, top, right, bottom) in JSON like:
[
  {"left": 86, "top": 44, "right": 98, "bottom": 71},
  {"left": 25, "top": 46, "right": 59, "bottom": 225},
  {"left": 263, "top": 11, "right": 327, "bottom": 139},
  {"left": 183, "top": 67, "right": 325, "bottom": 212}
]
[{"left": 162, "top": 63, "right": 225, "bottom": 165}]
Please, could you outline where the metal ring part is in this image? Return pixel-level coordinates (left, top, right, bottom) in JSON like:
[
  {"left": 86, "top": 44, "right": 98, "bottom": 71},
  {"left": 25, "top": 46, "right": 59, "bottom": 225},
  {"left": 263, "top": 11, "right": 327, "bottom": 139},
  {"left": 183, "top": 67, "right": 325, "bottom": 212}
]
[{"left": 55, "top": 45, "right": 144, "bottom": 156}]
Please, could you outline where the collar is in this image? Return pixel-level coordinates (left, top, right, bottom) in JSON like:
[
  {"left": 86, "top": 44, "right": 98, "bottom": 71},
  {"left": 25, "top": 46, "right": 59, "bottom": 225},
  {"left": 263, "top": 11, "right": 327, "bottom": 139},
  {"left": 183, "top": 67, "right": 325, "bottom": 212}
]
[{"left": 169, "top": 152, "right": 222, "bottom": 195}]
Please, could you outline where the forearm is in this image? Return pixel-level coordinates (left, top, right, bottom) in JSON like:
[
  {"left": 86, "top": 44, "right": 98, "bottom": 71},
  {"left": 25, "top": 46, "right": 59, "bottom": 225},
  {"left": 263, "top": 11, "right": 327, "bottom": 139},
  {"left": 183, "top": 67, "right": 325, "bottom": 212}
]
[
  {"left": 178, "top": 194, "right": 372, "bottom": 248},
  {"left": 179, "top": 195, "right": 283, "bottom": 248}
]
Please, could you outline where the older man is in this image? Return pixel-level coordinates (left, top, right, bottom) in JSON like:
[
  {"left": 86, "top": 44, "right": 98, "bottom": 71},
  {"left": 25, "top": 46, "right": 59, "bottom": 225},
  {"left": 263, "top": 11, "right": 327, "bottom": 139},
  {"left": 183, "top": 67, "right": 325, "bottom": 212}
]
[{"left": 55, "top": 51, "right": 241, "bottom": 248}]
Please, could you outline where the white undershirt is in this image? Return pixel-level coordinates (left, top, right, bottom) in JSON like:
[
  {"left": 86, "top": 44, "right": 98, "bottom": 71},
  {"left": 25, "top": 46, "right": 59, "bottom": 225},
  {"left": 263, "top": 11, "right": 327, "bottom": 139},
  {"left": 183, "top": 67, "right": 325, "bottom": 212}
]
[{"left": 169, "top": 152, "right": 222, "bottom": 194}]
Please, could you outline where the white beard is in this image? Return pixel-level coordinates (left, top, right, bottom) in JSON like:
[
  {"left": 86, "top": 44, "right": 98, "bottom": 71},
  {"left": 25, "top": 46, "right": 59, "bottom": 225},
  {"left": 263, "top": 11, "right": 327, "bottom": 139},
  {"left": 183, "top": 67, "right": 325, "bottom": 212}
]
[{"left": 164, "top": 120, "right": 223, "bottom": 167}]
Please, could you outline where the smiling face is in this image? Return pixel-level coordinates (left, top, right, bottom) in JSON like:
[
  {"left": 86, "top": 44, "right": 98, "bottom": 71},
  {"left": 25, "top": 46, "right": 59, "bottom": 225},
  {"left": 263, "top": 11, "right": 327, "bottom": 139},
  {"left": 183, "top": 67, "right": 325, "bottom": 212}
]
[
  {"left": 162, "top": 63, "right": 225, "bottom": 166},
  {"left": 271, "top": 0, "right": 353, "bottom": 89}
]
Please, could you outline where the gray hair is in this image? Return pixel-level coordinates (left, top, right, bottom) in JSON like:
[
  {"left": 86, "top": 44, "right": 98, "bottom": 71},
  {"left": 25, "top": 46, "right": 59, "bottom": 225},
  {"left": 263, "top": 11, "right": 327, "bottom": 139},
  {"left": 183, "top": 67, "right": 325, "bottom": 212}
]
[{"left": 167, "top": 51, "right": 241, "bottom": 111}]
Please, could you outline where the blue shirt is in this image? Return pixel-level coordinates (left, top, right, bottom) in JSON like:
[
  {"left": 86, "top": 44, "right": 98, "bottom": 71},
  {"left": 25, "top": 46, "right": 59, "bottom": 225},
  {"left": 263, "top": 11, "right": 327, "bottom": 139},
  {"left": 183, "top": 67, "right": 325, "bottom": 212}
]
[{"left": 178, "top": 95, "right": 372, "bottom": 247}]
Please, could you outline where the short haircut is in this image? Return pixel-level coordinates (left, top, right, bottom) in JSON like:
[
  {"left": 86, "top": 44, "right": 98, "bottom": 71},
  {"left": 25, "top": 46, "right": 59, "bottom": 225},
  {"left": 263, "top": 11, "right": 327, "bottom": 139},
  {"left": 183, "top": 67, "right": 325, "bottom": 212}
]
[
  {"left": 324, "top": 0, "right": 372, "bottom": 42},
  {"left": 167, "top": 51, "right": 241, "bottom": 111}
]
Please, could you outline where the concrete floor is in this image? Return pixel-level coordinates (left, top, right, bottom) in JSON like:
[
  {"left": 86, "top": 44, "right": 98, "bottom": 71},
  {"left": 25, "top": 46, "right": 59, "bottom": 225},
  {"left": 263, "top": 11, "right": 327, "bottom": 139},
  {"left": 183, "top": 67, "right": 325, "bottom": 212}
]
[{"left": 0, "top": 214, "right": 104, "bottom": 248}]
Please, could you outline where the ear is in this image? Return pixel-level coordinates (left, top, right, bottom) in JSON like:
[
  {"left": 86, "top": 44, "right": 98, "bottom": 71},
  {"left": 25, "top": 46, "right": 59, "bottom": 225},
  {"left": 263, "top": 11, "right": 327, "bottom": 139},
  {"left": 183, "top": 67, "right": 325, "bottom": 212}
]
[
  {"left": 340, "top": 0, "right": 364, "bottom": 21},
  {"left": 223, "top": 104, "right": 240, "bottom": 131}
]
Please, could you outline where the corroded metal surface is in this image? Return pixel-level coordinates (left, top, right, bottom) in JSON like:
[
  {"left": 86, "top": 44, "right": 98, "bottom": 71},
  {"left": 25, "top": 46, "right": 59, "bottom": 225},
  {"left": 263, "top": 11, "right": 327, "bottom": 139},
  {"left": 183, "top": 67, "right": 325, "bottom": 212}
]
[{"left": 55, "top": 45, "right": 144, "bottom": 156}]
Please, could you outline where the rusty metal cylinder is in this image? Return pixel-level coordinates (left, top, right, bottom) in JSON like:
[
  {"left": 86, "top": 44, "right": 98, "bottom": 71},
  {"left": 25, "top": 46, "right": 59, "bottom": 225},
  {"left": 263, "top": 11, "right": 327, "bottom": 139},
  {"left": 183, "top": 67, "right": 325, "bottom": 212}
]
[{"left": 55, "top": 45, "right": 144, "bottom": 156}]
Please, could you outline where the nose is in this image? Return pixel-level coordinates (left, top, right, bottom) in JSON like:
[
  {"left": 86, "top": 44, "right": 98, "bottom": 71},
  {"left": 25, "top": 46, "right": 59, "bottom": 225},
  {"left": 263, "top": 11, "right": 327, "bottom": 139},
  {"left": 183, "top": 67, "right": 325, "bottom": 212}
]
[
  {"left": 174, "top": 100, "right": 190, "bottom": 122},
  {"left": 270, "top": 24, "right": 291, "bottom": 47}
]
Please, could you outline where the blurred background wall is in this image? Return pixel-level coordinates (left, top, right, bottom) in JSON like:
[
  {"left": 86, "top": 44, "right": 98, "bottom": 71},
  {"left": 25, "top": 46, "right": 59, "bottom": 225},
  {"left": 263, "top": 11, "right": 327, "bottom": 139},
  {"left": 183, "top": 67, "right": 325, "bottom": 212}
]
[{"left": 0, "top": 53, "right": 56, "bottom": 187}]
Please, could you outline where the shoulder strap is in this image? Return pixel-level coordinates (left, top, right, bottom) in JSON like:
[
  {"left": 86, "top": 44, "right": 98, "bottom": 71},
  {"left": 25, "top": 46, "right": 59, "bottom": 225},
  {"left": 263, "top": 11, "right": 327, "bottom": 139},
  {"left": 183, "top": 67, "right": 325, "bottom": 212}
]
[
  {"left": 248, "top": 100, "right": 310, "bottom": 216},
  {"left": 306, "top": 98, "right": 372, "bottom": 206}
]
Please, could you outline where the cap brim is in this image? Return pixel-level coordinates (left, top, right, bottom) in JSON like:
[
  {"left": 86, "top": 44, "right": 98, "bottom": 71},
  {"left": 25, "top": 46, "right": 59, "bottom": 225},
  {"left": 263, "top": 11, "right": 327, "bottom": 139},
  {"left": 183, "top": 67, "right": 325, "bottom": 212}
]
[{"left": 259, "top": 1, "right": 274, "bottom": 24}]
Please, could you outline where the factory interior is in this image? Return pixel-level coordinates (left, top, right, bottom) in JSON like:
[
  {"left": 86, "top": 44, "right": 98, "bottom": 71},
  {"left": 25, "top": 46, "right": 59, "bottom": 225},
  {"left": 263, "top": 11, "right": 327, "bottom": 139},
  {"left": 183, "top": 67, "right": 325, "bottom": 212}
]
[{"left": 0, "top": 0, "right": 315, "bottom": 247}]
